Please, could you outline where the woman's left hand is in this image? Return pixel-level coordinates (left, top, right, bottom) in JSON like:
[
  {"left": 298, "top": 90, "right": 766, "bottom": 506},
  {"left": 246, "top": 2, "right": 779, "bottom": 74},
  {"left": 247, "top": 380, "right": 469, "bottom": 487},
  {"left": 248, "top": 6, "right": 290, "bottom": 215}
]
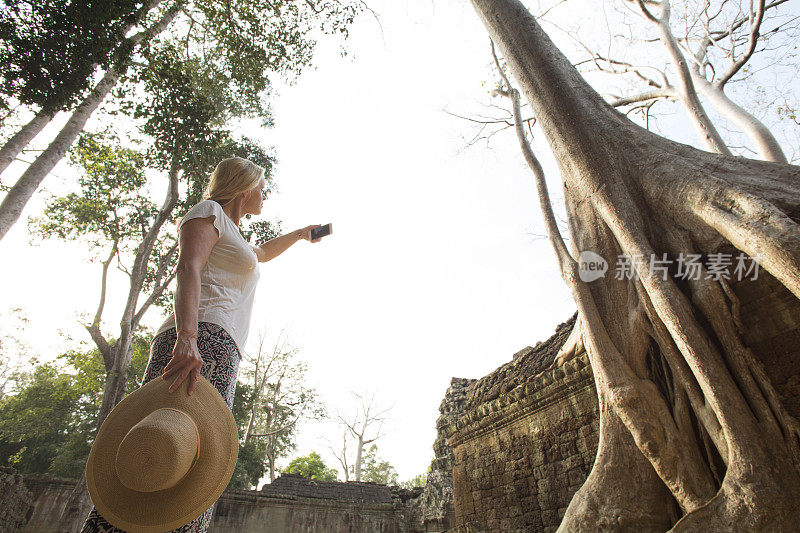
[{"left": 163, "top": 330, "right": 203, "bottom": 396}]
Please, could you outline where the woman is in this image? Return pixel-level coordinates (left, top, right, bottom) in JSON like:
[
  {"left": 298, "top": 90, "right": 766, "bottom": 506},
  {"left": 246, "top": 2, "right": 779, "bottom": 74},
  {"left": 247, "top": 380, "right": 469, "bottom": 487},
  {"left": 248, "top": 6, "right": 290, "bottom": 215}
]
[{"left": 81, "top": 157, "right": 321, "bottom": 532}]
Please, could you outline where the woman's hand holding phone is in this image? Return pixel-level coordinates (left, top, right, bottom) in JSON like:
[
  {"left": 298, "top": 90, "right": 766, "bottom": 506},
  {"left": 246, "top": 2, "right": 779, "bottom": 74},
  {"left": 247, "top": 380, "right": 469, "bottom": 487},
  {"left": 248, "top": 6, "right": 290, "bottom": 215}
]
[{"left": 297, "top": 223, "right": 332, "bottom": 243}]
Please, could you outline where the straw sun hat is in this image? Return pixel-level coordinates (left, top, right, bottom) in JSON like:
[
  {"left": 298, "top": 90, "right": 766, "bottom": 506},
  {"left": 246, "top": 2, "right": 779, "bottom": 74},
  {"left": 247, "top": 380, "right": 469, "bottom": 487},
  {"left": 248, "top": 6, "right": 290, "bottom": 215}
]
[{"left": 86, "top": 374, "right": 238, "bottom": 532}]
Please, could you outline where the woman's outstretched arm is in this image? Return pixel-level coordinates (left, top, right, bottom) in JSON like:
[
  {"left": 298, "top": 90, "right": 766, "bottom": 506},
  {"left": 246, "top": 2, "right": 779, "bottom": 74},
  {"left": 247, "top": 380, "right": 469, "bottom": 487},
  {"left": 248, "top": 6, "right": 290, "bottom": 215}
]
[{"left": 252, "top": 224, "right": 321, "bottom": 262}]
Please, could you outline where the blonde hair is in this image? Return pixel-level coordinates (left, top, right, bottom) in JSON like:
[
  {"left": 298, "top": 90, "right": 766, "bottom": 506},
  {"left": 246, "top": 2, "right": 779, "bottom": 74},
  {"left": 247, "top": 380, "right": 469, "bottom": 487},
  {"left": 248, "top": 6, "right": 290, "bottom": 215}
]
[{"left": 202, "top": 157, "right": 265, "bottom": 205}]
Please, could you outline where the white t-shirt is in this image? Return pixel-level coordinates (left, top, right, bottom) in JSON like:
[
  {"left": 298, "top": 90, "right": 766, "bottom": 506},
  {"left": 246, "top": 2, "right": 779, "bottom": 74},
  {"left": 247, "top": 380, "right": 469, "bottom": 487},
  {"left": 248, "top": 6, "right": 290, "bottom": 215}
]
[{"left": 156, "top": 200, "right": 260, "bottom": 356}]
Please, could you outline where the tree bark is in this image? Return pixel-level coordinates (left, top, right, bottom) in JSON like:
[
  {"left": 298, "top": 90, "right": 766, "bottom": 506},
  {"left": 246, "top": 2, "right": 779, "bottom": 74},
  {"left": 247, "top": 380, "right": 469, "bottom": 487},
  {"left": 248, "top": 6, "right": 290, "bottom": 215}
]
[
  {"left": 470, "top": 0, "right": 800, "bottom": 529},
  {"left": 0, "top": 0, "right": 180, "bottom": 242},
  {"left": 265, "top": 400, "right": 277, "bottom": 483},
  {"left": 0, "top": 108, "right": 56, "bottom": 177},
  {"left": 268, "top": 448, "right": 276, "bottom": 483}
]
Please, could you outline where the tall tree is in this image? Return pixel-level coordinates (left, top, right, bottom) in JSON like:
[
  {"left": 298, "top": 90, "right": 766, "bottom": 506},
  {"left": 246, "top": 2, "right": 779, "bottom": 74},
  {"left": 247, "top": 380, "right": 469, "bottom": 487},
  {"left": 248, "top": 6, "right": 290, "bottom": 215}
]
[
  {"left": 336, "top": 392, "right": 391, "bottom": 482},
  {"left": 242, "top": 331, "right": 324, "bottom": 482},
  {"left": 227, "top": 382, "right": 270, "bottom": 490},
  {"left": 469, "top": 0, "right": 800, "bottom": 530},
  {"left": 0, "top": 0, "right": 362, "bottom": 241}
]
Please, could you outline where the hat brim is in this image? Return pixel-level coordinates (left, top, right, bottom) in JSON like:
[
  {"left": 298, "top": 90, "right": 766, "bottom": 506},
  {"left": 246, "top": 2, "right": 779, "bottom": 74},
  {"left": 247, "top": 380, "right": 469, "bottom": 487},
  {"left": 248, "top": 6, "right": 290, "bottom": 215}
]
[{"left": 86, "top": 374, "right": 238, "bottom": 533}]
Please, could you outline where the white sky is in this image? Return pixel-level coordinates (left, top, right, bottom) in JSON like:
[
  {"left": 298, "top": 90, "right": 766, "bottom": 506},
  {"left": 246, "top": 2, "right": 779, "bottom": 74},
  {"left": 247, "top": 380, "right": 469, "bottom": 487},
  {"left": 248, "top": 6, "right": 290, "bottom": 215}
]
[{"left": 0, "top": 0, "right": 797, "bottom": 486}]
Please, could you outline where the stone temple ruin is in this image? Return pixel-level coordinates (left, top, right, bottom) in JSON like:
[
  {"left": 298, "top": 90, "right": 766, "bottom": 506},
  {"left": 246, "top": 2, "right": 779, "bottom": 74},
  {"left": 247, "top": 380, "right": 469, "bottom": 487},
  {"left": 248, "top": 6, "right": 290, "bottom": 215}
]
[
  {"left": 4, "top": 270, "right": 800, "bottom": 531},
  {"left": 441, "top": 269, "right": 800, "bottom": 531}
]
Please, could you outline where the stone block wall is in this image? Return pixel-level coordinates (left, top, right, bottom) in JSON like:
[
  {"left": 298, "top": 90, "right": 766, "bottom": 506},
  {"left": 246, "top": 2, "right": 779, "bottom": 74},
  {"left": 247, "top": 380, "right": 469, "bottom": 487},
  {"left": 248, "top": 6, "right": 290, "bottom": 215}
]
[
  {"left": 212, "top": 489, "right": 402, "bottom": 533},
  {"left": 445, "top": 353, "right": 597, "bottom": 532},
  {"left": 0, "top": 466, "right": 32, "bottom": 533},
  {"left": 14, "top": 472, "right": 432, "bottom": 533},
  {"left": 16, "top": 474, "right": 75, "bottom": 533}
]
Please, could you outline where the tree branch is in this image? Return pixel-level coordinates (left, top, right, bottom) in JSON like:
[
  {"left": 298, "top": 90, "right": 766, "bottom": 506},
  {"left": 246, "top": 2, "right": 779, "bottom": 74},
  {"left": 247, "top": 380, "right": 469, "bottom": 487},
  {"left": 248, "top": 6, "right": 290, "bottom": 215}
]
[
  {"left": 638, "top": 0, "right": 733, "bottom": 155},
  {"left": 717, "top": 0, "right": 765, "bottom": 87},
  {"left": 122, "top": 0, "right": 187, "bottom": 58},
  {"left": 133, "top": 241, "right": 178, "bottom": 324},
  {"left": 121, "top": 152, "right": 180, "bottom": 328},
  {"left": 635, "top": 0, "right": 661, "bottom": 23},
  {"left": 85, "top": 241, "right": 117, "bottom": 369},
  {"left": 608, "top": 88, "right": 678, "bottom": 107},
  {"left": 248, "top": 416, "right": 299, "bottom": 438}
]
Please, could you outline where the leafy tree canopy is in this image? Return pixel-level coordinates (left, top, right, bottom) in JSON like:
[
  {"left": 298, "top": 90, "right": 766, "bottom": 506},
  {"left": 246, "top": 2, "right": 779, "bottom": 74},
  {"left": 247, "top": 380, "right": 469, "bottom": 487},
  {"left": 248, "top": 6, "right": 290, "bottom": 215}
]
[
  {"left": 30, "top": 131, "right": 150, "bottom": 252},
  {"left": 0, "top": 0, "right": 142, "bottom": 113},
  {"left": 283, "top": 451, "right": 339, "bottom": 482},
  {"left": 0, "top": 332, "right": 150, "bottom": 478},
  {"left": 358, "top": 444, "right": 398, "bottom": 485},
  {"left": 0, "top": 0, "right": 362, "bottom": 120}
]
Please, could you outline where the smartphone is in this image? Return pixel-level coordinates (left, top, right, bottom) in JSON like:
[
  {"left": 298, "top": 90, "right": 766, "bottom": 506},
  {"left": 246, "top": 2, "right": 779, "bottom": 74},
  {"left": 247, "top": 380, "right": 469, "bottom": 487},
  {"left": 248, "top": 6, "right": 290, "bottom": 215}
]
[{"left": 309, "top": 223, "right": 332, "bottom": 241}]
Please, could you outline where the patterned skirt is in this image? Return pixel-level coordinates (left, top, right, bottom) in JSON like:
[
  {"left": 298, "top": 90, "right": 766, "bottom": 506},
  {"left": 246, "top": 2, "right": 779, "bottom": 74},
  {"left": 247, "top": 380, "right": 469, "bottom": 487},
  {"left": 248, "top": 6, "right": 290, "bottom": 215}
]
[{"left": 80, "top": 322, "right": 241, "bottom": 533}]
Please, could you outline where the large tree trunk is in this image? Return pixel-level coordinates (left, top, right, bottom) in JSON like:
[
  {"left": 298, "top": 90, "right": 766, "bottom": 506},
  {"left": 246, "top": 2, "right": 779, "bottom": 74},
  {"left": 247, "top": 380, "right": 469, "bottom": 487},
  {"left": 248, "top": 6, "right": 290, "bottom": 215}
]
[
  {"left": 470, "top": 0, "right": 800, "bottom": 530},
  {"left": 59, "top": 154, "right": 180, "bottom": 532},
  {"left": 59, "top": 348, "right": 130, "bottom": 533},
  {"left": 0, "top": 64, "right": 121, "bottom": 241},
  {"left": 0, "top": 108, "right": 55, "bottom": 177},
  {"left": 0, "top": 0, "right": 179, "bottom": 242}
]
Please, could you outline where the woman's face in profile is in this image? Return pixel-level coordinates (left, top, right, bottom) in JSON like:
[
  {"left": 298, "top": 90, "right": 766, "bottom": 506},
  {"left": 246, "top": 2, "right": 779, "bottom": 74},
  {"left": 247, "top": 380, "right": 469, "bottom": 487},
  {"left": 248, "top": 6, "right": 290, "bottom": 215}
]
[{"left": 242, "top": 177, "right": 267, "bottom": 216}]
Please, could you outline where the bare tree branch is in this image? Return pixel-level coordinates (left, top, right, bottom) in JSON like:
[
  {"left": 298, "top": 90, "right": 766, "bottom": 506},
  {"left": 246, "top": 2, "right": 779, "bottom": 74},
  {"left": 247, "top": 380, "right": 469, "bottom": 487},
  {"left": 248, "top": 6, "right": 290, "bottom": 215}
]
[
  {"left": 84, "top": 241, "right": 118, "bottom": 369},
  {"left": 327, "top": 431, "right": 350, "bottom": 481},
  {"left": 608, "top": 87, "right": 678, "bottom": 107},
  {"left": 335, "top": 391, "right": 391, "bottom": 481},
  {"left": 133, "top": 241, "right": 178, "bottom": 324},
  {"left": 717, "top": 0, "right": 766, "bottom": 87},
  {"left": 634, "top": 0, "right": 733, "bottom": 154}
]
